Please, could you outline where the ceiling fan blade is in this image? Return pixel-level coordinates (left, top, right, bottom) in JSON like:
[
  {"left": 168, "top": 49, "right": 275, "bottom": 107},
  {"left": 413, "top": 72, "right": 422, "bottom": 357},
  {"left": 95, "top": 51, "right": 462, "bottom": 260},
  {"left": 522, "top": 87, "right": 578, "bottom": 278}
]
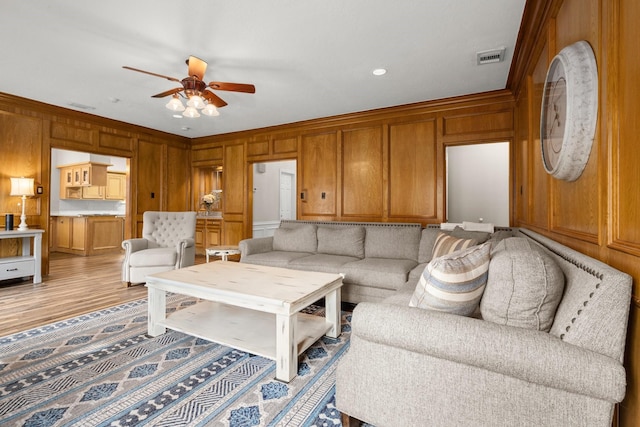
[
  {"left": 202, "top": 90, "right": 228, "bottom": 107},
  {"left": 208, "top": 81, "right": 256, "bottom": 93},
  {"left": 122, "top": 66, "right": 181, "bottom": 83},
  {"left": 151, "top": 87, "right": 183, "bottom": 98},
  {"left": 187, "top": 56, "right": 207, "bottom": 81}
]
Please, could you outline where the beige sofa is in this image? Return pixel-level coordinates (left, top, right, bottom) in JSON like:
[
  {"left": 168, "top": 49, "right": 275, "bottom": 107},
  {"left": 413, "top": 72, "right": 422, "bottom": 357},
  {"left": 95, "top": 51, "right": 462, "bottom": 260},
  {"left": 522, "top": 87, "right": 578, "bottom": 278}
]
[
  {"left": 239, "top": 220, "right": 507, "bottom": 303},
  {"left": 336, "top": 228, "right": 632, "bottom": 426}
]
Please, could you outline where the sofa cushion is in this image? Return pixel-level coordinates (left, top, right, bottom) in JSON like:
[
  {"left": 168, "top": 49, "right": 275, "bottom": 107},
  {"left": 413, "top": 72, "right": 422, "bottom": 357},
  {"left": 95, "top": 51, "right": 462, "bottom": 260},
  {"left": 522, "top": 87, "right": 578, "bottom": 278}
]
[
  {"left": 240, "top": 251, "right": 312, "bottom": 269},
  {"left": 129, "top": 247, "right": 177, "bottom": 267},
  {"left": 480, "top": 237, "right": 565, "bottom": 332},
  {"left": 450, "top": 226, "right": 490, "bottom": 244},
  {"left": 342, "top": 258, "right": 418, "bottom": 290},
  {"left": 272, "top": 224, "right": 317, "bottom": 253},
  {"left": 365, "top": 226, "right": 421, "bottom": 261},
  {"left": 288, "top": 253, "right": 359, "bottom": 273},
  {"left": 431, "top": 232, "right": 478, "bottom": 258},
  {"left": 409, "top": 242, "right": 491, "bottom": 316},
  {"left": 317, "top": 226, "right": 365, "bottom": 258}
]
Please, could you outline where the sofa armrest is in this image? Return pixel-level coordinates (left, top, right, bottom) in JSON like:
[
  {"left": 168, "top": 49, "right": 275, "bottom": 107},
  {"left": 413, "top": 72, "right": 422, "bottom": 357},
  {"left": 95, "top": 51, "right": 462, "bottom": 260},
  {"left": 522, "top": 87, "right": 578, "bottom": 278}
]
[
  {"left": 239, "top": 237, "right": 273, "bottom": 256},
  {"left": 122, "top": 238, "right": 149, "bottom": 254},
  {"left": 351, "top": 302, "right": 626, "bottom": 402}
]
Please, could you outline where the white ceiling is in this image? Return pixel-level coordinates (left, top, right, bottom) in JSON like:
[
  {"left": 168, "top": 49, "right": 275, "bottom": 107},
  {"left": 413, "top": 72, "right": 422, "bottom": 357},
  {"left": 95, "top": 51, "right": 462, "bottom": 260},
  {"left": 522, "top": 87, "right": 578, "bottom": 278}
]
[{"left": 0, "top": 0, "right": 526, "bottom": 138}]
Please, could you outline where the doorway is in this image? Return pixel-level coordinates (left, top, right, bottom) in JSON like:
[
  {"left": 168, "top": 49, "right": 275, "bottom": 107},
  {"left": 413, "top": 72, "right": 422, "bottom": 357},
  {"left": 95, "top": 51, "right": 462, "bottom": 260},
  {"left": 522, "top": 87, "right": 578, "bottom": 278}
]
[
  {"left": 446, "top": 142, "right": 509, "bottom": 226},
  {"left": 252, "top": 160, "right": 297, "bottom": 237}
]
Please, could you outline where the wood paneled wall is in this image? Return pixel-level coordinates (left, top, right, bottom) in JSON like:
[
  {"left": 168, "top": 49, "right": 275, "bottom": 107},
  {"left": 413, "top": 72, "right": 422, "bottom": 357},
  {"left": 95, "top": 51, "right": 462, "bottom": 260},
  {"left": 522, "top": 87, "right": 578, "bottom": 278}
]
[
  {"left": 0, "top": 93, "right": 191, "bottom": 273},
  {"left": 192, "top": 91, "right": 515, "bottom": 238},
  {"left": 512, "top": 0, "right": 640, "bottom": 425}
]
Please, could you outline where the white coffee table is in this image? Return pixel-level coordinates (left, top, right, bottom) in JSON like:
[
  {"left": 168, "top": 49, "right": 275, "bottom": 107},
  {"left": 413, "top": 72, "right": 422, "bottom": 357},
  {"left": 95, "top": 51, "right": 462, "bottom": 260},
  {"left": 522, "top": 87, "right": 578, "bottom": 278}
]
[{"left": 145, "top": 261, "right": 343, "bottom": 382}]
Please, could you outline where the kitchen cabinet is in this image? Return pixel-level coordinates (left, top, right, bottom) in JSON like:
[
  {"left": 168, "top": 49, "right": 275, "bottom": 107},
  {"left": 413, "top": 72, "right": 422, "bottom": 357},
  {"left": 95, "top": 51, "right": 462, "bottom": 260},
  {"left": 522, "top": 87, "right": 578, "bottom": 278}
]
[
  {"left": 195, "top": 218, "right": 222, "bottom": 255},
  {"left": 105, "top": 172, "right": 126, "bottom": 200},
  {"left": 52, "top": 216, "right": 124, "bottom": 256},
  {"left": 82, "top": 185, "right": 104, "bottom": 199},
  {"left": 60, "top": 170, "right": 126, "bottom": 200},
  {"left": 58, "top": 162, "right": 110, "bottom": 199}
]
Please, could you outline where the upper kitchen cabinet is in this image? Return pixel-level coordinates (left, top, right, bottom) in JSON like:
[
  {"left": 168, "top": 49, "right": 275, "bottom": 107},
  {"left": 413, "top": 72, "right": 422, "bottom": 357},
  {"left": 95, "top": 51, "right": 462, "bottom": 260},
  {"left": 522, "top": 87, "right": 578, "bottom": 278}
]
[{"left": 58, "top": 162, "right": 109, "bottom": 199}]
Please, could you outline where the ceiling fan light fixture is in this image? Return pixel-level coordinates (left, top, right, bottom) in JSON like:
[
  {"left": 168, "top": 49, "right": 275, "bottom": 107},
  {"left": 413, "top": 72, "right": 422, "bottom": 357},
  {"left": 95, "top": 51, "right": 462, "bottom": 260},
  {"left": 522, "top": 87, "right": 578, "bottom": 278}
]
[
  {"left": 202, "top": 104, "right": 220, "bottom": 117},
  {"left": 165, "top": 95, "right": 185, "bottom": 112},
  {"left": 187, "top": 95, "right": 205, "bottom": 109},
  {"left": 182, "top": 106, "right": 200, "bottom": 118}
]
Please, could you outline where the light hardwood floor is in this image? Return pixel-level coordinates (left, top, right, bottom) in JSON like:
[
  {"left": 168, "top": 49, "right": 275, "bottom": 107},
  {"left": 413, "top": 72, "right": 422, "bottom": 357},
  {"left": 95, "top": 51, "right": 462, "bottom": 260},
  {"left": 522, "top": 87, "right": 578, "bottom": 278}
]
[{"left": 0, "top": 252, "right": 207, "bottom": 336}]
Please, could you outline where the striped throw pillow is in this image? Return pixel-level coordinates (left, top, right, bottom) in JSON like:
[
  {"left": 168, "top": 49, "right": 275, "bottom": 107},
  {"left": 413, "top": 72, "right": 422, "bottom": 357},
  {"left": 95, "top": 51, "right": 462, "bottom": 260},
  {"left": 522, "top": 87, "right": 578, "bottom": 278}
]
[
  {"left": 410, "top": 242, "right": 491, "bottom": 316},
  {"left": 431, "top": 233, "right": 478, "bottom": 259}
]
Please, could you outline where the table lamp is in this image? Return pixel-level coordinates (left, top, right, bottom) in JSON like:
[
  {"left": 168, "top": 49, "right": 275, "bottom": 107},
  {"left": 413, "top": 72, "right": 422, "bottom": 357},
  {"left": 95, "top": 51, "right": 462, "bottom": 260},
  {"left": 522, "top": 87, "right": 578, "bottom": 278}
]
[{"left": 10, "top": 177, "right": 35, "bottom": 231}]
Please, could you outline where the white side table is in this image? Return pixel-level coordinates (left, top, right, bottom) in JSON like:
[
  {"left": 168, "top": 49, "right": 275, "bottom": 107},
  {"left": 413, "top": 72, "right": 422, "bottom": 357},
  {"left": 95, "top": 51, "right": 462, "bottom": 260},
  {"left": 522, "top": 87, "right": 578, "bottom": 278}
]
[
  {"left": 205, "top": 245, "right": 241, "bottom": 262},
  {"left": 0, "top": 229, "right": 44, "bottom": 284}
]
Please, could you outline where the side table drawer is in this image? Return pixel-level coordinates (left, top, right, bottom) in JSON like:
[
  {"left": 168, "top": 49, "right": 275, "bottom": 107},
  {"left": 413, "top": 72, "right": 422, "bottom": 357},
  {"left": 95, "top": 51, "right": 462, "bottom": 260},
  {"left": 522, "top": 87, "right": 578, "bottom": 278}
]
[{"left": 0, "top": 259, "right": 35, "bottom": 280}]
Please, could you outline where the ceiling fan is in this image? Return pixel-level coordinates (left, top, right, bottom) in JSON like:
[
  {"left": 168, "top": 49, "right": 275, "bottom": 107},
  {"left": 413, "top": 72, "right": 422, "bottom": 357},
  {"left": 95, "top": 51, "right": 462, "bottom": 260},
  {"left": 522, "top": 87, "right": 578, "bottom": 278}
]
[{"left": 123, "top": 56, "right": 255, "bottom": 116}]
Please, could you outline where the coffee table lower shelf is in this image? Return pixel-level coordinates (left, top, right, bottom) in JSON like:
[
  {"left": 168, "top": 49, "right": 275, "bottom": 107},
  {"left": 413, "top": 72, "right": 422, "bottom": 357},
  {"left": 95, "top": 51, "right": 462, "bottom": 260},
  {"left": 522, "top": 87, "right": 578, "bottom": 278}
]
[{"left": 158, "top": 301, "right": 333, "bottom": 362}]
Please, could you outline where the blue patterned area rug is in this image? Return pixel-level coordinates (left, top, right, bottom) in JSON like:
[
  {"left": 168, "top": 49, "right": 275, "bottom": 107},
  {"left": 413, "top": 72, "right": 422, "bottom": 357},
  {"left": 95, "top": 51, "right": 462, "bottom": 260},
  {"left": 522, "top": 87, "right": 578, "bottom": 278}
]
[{"left": 0, "top": 295, "right": 352, "bottom": 426}]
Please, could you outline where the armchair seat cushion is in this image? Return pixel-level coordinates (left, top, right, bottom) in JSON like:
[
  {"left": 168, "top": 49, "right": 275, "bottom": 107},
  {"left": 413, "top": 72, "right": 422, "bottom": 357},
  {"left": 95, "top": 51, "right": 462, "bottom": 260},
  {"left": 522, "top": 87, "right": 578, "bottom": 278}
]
[{"left": 129, "top": 247, "right": 177, "bottom": 267}]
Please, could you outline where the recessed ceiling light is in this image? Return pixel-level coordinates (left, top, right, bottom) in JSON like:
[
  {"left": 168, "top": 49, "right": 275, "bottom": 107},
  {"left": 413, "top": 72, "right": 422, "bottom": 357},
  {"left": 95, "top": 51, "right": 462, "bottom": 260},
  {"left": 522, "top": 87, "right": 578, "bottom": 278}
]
[
  {"left": 372, "top": 68, "right": 387, "bottom": 76},
  {"left": 181, "top": 126, "right": 191, "bottom": 131},
  {"left": 173, "top": 114, "right": 183, "bottom": 119}
]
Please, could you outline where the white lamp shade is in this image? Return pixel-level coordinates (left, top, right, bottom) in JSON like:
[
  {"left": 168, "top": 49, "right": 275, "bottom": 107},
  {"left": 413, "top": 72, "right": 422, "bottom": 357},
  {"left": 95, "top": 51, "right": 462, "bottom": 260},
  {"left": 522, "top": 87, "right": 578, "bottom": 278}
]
[
  {"left": 182, "top": 106, "right": 200, "bottom": 118},
  {"left": 165, "top": 96, "right": 185, "bottom": 112},
  {"left": 10, "top": 177, "right": 35, "bottom": 196},
  {"left": 187, "top": 95, "right": 205, "bottom": 109},
  {"left": 202, "top": 104, "right": 220, "bottom": 116}
]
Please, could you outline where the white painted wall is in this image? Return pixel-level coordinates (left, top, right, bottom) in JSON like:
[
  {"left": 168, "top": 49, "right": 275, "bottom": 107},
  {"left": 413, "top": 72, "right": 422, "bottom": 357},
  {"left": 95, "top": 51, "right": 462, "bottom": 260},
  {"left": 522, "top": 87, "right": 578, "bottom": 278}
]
[
  {"left": 252, "top": 160, "right": 296, "bottom": 233},
  {"left": 446, "top": 142, "right": 509, "bottom": 226}
]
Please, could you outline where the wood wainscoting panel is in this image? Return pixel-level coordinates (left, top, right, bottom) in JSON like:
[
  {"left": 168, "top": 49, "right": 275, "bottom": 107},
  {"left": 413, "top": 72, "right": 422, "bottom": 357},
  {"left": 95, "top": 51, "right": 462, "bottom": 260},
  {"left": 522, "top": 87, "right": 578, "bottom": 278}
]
[
  {"left": 247, "top": 140, "right": 269, "bottom": 157},
  {"left": 50, "top": 122, "right": 93, "bottom": 145},
  {"left": 300, "top": 132, "right": 338, "bottom": 217},
  {"left": 223, "top": 219, "right": 244, "bottom": 246},
  {"left": 514, "top": 85, "right": 530, "bottom": 226},
  {"left": 273, "top": 136, "right": 298, "bottom": 155},
  {"left": 528, "top": 41, "right": 550, "bottom": 231},
  {"left": 192, "top": 146, "right": 223, "bottom": 164},
  {"left": 548, "top": 0, "right": 600, "bottom": 243},
  {"left": 98, "top": 131, "right": 133, "bottom": 154},
  {"left": 442, "top": 109, "right": 513, "bottom": 137},
  {"left": 609, "top": 0, "right": 640, "bottom": 256},
  {"left": 166, "top": 145, "right": 190, "bottom": 212},
  {"left": 341, "top": 127, "right": 383, "bottom": 218},
  {"left": 388, "top": 119, "right": 438, "bottom": 220},
  {"left": 136, "top": 140, "right": 163, "bottom": 214},
  {"left": 0, "top": 111, "right": 43, "bottom": 219},
  {"left": 223, "top": 142, "right": 246, "bottom": 215}
]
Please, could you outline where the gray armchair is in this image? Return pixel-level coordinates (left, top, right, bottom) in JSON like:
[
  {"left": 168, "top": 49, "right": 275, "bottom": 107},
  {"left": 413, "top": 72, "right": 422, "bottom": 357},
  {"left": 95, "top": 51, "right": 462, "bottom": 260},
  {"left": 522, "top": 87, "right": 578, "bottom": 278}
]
[{"left": 121, "top": 211, "right": 197, "bottom": 286}]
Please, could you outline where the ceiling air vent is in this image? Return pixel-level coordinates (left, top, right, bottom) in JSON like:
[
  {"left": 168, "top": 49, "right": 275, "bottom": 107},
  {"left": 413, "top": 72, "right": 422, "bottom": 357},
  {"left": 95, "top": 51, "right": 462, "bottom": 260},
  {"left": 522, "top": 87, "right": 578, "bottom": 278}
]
[{"left": 477, "top": 47, "right": 506, "bottom": 65}]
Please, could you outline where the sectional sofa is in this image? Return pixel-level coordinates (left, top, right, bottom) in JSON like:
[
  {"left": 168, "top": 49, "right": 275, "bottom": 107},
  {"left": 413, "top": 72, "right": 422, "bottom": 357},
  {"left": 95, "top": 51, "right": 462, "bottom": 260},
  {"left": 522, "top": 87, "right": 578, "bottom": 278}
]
[
  {"left": 238, "top": 219, "right": 506, "bottom": 303},
  {"left": 239, "top": 220, "right": 633, "bottom": 426}
]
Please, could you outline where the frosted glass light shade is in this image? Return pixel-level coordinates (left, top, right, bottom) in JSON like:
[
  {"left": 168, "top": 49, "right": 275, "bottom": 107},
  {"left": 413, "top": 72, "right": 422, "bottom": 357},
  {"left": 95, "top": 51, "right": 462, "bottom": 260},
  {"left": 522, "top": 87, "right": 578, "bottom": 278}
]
[
  {"left": 10, "top": 177, "right": 34, "bottom": 196},
  {"left": 187, "top": 95, "right": 205, "bottom": 109},
  {"left": 165, "top": 96, "right": 185, "bottom": 112},
  {"left": 202, "top": 104, "right": 219, "bottom": 116},
  {"left": 182, "top": 106, "right": 200, "bottom": 118}
]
